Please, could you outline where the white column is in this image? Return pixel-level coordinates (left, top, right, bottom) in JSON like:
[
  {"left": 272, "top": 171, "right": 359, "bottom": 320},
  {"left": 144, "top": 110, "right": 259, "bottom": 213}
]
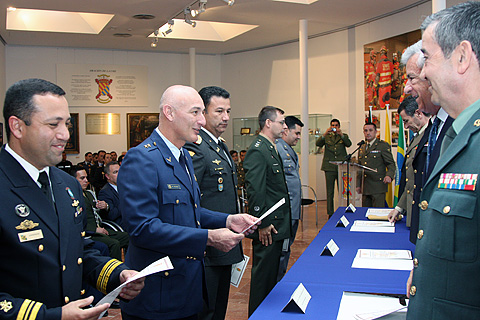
[
  {"left": 189, "top": 47, "right": 196, "bottom": 88},
  {"left": 432, "top": 0, "right": 446, "bottom": 13},
  {"left": 299, "top": 19, "right": 309, "bottom": 187}
]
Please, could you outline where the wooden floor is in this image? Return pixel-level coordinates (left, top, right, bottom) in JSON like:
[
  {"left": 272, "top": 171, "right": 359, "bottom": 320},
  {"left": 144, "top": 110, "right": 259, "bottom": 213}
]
[{"left": 107, "top": 201, "right": 328, "bottom": 320}]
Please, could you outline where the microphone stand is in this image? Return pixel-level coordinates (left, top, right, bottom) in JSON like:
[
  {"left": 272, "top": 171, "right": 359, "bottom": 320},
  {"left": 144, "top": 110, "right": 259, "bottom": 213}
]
[{"left": 343, "top": 141, "right": 365, "bottom": 205}]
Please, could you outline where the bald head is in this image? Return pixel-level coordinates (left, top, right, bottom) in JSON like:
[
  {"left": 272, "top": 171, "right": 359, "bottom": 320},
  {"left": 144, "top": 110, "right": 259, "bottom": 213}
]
[{"left": 158, "top": 85, "right": 206, "bottom": 148}]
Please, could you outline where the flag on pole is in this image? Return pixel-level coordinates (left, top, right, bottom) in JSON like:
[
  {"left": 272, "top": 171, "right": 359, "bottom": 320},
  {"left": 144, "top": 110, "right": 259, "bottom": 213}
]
[
  {"left": 394, "top": 115, "right": 406, "bottom": 206},
  {"left": 385, "top": 105, "right": 393, "bottom": 208}
]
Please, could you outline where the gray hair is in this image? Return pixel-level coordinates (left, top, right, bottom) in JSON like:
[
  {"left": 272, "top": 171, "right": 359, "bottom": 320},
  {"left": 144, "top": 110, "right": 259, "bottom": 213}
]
[
  {"left": 421, "top": 1, "right": 480, "bottom": 59},
  {"left": 401, "top": 40, "right": 424, "bottom": 68}
]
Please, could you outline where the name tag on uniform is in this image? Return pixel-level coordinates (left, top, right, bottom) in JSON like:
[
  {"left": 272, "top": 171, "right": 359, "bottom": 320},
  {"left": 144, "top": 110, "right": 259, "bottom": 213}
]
[
  {"left": 438, "top": 173, "right": 477, "bottom": 191},
  {"left": 18, "top": 229, "right": 44, "bottom": 242},
  {"left": 167, "top": 184, "right": 182, "bottom": 190}
]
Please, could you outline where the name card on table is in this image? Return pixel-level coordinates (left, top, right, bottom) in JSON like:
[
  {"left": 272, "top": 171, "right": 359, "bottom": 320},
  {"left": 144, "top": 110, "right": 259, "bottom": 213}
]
[
  {"left": 320, "top": 239, "right": 339, "bottom": 256},
  {"left": 345, "top": 203, "right": 356, "bottom": 213},
  {"left": 336, "top": 215, "right": 350, "bottom": 228},
  {"left": 281, "top": 283, "right": 311, "bottom": 313}
]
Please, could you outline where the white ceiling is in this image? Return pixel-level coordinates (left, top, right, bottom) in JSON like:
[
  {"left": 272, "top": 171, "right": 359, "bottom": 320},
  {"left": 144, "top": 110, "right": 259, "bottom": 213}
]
[{"left": 0, "top": 0, "right": 429, "bottom": 55}]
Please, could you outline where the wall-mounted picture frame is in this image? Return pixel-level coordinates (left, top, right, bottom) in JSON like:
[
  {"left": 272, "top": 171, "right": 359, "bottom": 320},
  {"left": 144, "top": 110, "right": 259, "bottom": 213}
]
[
  {"left": 65, "top": 113, "right": 79, "bottom": 154},
  {"left": 127, "top": 113, "right": 159, "bottom": 149},
  {"left": 240, "top": 128, "right": 251, "bottom": 135}
]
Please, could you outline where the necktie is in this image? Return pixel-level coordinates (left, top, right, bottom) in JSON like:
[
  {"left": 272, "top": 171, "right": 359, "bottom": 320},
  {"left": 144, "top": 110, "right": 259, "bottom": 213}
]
[
  {"left": 426, "top": 117, "right": 441, "bottom": 171},
  {"left": 179, "top": 150, "right": 191, "bottom": 183},
  {"left": 38, "top": 171, "right": 54, "bottom": 207},
  {"left": 440, "top": 126, "right": 456, "bottom": 156},
  {"left": 218, "top": 141, "right": 232, "bottom": 167}
]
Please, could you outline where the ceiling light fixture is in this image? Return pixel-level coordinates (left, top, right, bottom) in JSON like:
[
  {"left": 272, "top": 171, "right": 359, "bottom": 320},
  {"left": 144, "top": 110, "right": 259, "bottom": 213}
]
[
  {"left": 222, "top": 0, "right": 235, "bottom": 6},
  {"left": 151, "top": 30, "right": 159, "bottom": 47},
  {"left": 191, "top": 0, "right": 207, "bottom": 17},
  {"left": 184, "top": 8, "right": 197, "bottom": 28}
]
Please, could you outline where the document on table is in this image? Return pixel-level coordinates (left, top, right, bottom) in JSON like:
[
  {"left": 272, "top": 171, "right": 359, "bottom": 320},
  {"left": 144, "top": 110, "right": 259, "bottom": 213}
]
[
  {"left": 241, "top": 198, "right": 285, "bottom": 233},
  {"left": 350, "top": 220, "right": 395, "bottom": 233},
  {"left": 95, "top": 256, "right": 174, "bottom": 318},
  {"left": 365, "top": 208, "right": 392, "bottom": 220},
  {"left": 336, "top": 292, "right": 407, "bottom": 320},
  {"left": 351, "top": 249, "right": 413, "bottom": 271}
]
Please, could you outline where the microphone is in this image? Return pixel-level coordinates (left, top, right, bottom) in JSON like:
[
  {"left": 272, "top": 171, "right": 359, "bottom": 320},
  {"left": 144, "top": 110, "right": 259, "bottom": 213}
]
[{"left": 357, "top": 140, "right": 365, "bottom": 146}]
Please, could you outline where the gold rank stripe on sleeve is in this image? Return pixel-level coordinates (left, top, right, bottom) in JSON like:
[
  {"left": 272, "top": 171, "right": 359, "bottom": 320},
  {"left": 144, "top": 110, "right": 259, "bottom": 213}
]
[
  {"left": 17, "top": 299, "right": 43, "bottom": 320},
  {"left": 97, "top": 259, "right": 123, "bottom": 294}
]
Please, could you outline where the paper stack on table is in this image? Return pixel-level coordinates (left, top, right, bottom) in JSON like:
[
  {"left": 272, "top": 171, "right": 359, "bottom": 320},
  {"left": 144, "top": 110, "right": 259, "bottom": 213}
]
[
  {"left": 365, "top": 208, "right": 392, "bottom": 220},
  {"left": 350, "top": 220, "right": 395, "bottom": 233},
  {"left": 336, "top": 292, "right": 407, "bottom": 320},
  {"left": 351, "top": 249, "right": 413, "bottom": 271}
]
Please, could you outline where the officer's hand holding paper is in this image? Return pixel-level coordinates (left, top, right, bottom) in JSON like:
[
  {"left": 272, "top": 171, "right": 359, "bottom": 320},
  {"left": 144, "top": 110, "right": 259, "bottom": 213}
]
[{"left": 241, "top": 198, "right": 286, "bottom": 234}]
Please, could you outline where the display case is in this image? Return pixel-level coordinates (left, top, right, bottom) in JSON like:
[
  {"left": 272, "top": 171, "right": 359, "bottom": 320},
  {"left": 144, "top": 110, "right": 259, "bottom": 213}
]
[{"left": 232, "top": 114, "right": 332, "bottom": 154}]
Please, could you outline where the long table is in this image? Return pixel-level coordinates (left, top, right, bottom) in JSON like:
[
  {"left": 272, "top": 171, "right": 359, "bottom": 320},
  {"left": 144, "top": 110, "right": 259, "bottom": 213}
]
[{"left": 250, "top": 207, "right": 415, "bottom": 319}]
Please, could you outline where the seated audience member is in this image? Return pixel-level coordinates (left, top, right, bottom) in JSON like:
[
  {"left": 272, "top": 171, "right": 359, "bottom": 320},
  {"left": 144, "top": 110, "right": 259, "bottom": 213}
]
[
  {"left": 98, "top": 161, "right": 123, "bottom": 226},
  {"left": 71, "top": 166, "right": 129, "bottom": 261}
]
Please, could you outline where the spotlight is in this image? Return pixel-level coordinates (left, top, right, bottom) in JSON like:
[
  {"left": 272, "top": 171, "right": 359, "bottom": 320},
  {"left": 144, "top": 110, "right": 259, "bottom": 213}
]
[
  {"left": 222, "top": 0, "right": 234, "bottom": 6},
  {"left": 191, "top": 0, "right": 207, "bottom": 17},
  {"left": 184, "top": 8, "right": 197, "bottom": 28},
  {"left": 151, "top": 38, "right": 158, "bottom": 48}
]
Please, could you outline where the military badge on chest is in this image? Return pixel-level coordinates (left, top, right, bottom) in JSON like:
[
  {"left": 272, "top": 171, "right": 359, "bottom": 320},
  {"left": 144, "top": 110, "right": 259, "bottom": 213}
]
[
  {"left": 212, "top": 159, "right": 224, "bottom": 192},
  {"left": 66, "top": 187, "right": 82, "bottom": 217}
]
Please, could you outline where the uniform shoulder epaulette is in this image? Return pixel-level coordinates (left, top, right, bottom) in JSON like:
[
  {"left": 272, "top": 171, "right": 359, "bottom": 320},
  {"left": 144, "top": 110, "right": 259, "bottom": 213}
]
[
  {"left": 194, "top": 135, "right": 202, "bottom": 145},
  {"left": 254, "top": 139, "right": 262, "bottom": 148},
  {"left": 219, "top": 137, "right": 226, "bottom": 142},
  {"left": 143, "top": 141, "right": 157, "bottom": 150}
]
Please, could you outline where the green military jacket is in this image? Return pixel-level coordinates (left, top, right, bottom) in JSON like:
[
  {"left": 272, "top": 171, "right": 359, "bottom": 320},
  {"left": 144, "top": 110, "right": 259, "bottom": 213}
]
[
  {"left": 316, "top": 133, "right": 352, "bottom": 171},
  {"left": 357, "top": 139, "right": 396, "bottom": 195},
  {"left": 244, "top": 135, "right": 291, "bottom": 242}
]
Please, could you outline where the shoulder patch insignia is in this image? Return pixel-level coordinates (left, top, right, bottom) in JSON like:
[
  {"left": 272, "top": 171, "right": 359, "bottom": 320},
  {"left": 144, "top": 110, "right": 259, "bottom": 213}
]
[
  {"left": 188, "top": 151, "right": 195, "bottom": 157},
  {"left": 474, "top": 119, "right": 480, "bottom": 127},
  {"left": 195, "top": 135, "right": 203, "bottom": 145}
]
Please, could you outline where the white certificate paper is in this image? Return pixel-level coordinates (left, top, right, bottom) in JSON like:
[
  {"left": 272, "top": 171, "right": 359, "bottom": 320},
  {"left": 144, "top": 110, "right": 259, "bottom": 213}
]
[
  {"left": 95, "top": 256, "right": 174, "bottom": 318},
  {"left": 241, "top": 198, "right": 286, "bottom": 233}
]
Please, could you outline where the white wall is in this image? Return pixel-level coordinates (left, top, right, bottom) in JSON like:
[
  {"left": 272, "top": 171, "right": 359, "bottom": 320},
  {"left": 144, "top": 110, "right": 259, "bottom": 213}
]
[{"left": 5, "top": 46, "right": 221, "bottom": 163}]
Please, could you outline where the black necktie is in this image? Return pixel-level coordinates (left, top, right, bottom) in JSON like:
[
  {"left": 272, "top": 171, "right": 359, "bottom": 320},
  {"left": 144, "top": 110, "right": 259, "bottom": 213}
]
[
  {"left": 426, "top": 117, "right": 441, "bottom": 170},
  {"left": 38, "top": 171, "right": 54, "bottom": 207},
  {"left": 218, "top": 141, "right": 232, "bottom": 167}
]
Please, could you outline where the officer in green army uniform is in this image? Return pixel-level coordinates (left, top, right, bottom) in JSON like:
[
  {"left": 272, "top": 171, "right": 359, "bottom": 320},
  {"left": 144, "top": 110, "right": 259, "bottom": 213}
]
[
  {"left": 244, "top": 106, "right": 292, "bottom": 317},
  {"left": 356, "top": 122, "right": 396, "bottom": 207},
  {"left": 316, "top": 119, "right": 352, "bottom": 217}
]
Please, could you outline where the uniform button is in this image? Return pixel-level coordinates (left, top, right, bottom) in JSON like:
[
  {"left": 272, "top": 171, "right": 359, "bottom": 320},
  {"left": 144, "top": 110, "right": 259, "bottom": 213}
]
[
  {"left": 38, "top": 244, "right": 44, "bottom": 252},
  {"left": 195, "top": 204, "right": 198, "bottom": 208},
  {"left": 77, "top": 258, "right": 83, "bottom": 265},
  {"left": 365, "top": 174, "right": 367, "bottom": 177},
  {"left": 81, "top": 231, "right": 86, "bottom": 237},
  {"left": 407, "top": 154, "right": 410, "bottom": 158},
  {"left": 420, "top": 200, "right": 428, "bottom": 210},
  {"left": 176, "top": 200, "right": 179, "bottom": 204},
  {"left": 406, "top": 178, "right": 409, "bottom": 182},
  {"left": 164, "top": 272, "right": 169, "bottom": 276},
  {"left": 414, "top": 169, "right": 417, "bottom": 174},
  {"left": 365, "top": 162, "right": 367, "bottom": 165},
  {"left": 412, "top": 200, "right": 415, "bottom": 205},
  {"left": 197, "top": 220, "right": 200, "bottom": 226},
  {"left": 406, "top": 166, "right": 408, "bottom": 170},
  {"left": 413, "top": 258, "right": 418, "bottom": 267},
  {"left": 274, "top": 216, "right": 278, "bottom": 219},
  {"left": 417, "top": 230, "right": 424, "bottom": 240},
  {"left": 414, "top": 185, "right": 416, "bottom": 189},
  {"left": 81, "top": 289, "right": 85, "bottom": 295},
  {"left": 410, "top": 286, "right": 416, "bottom": 296},
  {"left": 65, "top": 296, "right": 70, "bottom": 304},
  {"left": 407, "top": 190, "right": 410, "bottom": 194},
  {"left": 63, "top": 265, "right": 66, "bottom": 271},
  {"left": 443, "top": 206, "right": 451, "bottom": 214}
]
